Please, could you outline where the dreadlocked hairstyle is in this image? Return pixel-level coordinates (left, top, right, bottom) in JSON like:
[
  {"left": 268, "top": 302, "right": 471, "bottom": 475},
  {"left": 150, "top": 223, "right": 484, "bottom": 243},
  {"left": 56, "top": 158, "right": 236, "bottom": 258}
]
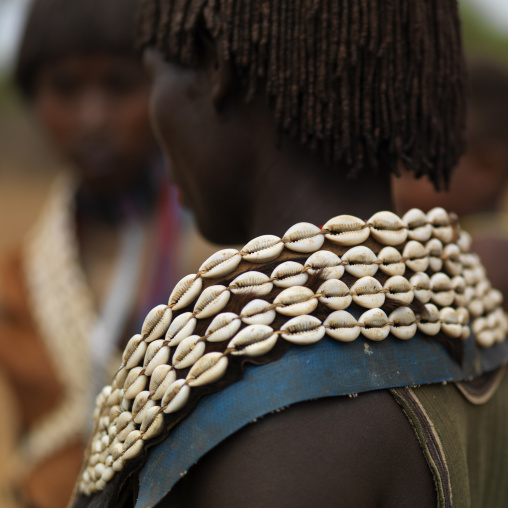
[
  {"left": 15, "top": 0, "right": 140, "bottom": 98},
  {"left": 137, "top": 0, "right": 467, "bottom": 189}
]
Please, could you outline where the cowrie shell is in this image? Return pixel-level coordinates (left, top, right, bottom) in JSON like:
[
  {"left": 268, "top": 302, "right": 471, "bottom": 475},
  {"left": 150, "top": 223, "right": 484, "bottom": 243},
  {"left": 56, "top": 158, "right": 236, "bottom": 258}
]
[
  {"left": 468, "top": 299, "right": 484, "bottom": 318},
  {"left": 240, "top": 299, "right": 276, "bottom": 326},
  {"left": 351, "top": 277, "right": 385, "bottom": 309},
  {"left": 280, "top": 315, "right": 325, "bottom": 345},
  {"left": 304, "top": 250, "right": 344, "bottom": 280},
  {"left": 122, "top": 431, "right": 143, "bottom": 462},
  {"left": 132, "top": 391, "right": 155, "bottom": 425},
  {"left": 430, "top": 273, "right": 454, "bottom": 307},
  {"left": 187, "top": 353, "right": 229, "bottom": 387},
  {"left": 440, "top": 307, "right": 462, "bottom": 338},
  {"left": 452, "top": 276, "right": 467, "bottom": 307},
  {"left": 149, "top": 365, "right": 176, "bottom": 400},
  {"left": 282, "top": 223, "right": 325, "bottom": 253},
  {"left": 483, "top": 289, "right": 503, "bottom": 312},
  {"left": 162, "top": 380, "right": 191, "bottom": 414},
  {"left": 377, "top": 247, "right": 405, "bottom": 276},
  {"left": 476, "top": 330, "right": 496, "bottom": 348},
  {"left": 141, "top": 305, "right": 172, "bottom": 342},
  {"left": 426, "top": 238, "right": 444, "bottom": 272},
  {"left": 456, "top": 307, "right": 470, "bottom": 326},
  {"left": 389, "top": 307, "right": 417, "bottom": 340},
  {"left": 206, "top": 312, "right": 242, "bottom": 342},
  {"left": 115, "top": 412, "right": 133, "bottom": 434},
  {"left": 384, "top": 276, "right": 414, "bottom": 305},
  {"left": 476, "top": 279, "right": 491, "bottom": 298},
  {"left": 342, "top": 246, "right": 378, "bottom": 278},
  {"left": 271, "top": 261, "right": 309, "bottom": 288},
  {"left": 169, "top": 275, "right": 203, "bottom": 311},
  {"left": 443, "top": 244, "right": 462, "bottom": 276},
  {"left": 274, "top": 286, "right": 318, "bottom": 316},
  {"left": 324, "top": 311, "right": 360, "bottom": 342},
  {"left": 199, "top": 249, "right": 242, "bottom": 279},
  {"left": 410, "top": 272, "right": 432, "bottom": 303},
  {"left": 457, "top": 231, "right": 472, "bottom": 253},
  {"left": 241, "top": 235, "right": 284, "bottom": 263},
  {"left": 230, "top": 271, "right": 273, "bottom": 296},
  {"left": 403, "top": 209, "right": 432, "bottom": 242},
  {"left": 323, "top": 215, "right": 370, "bottom": 246},
  {"left": 101, "top": 467, "right": 115, "bottom": 483},
  {"left": 359, "top": 309, "right": 390, "bottom": 341},
  {"left": 165, "top": 312, "right": 197, "bottom": 347},
  {"left": 368, "top": 211, "right": 408, "bottom": 246},
  {"left": 123, "top": 367, "right": 147, "bottom": 400},
  {"left": 172, "top": 335, "right": 205, "bottom": 369},
  {"left": 402, "top": 241, "right": 429, "bottom": 273},
  {"left": 228, "top": 324, "right": 278, "bottom": 357},
  {"left": 427, "top": 207, "right": 454, "bottom": 244},
  {"left": 140, "top": 406, "right": 164, "bottom": 441},
  {"left": 193, "top": 285, "right": 230, "bottom": 319},
  {"left": 143, "top": 340, "right": 170, "bottom": 377},
  {"left": 418, "top": 304, "right": 441, "bottom": 336},
  {"left": 317, "top": 279, "right": 352, "bottom": 310},
  {"left": 122, "top": 335, "right": 147, "bottom": 370}
]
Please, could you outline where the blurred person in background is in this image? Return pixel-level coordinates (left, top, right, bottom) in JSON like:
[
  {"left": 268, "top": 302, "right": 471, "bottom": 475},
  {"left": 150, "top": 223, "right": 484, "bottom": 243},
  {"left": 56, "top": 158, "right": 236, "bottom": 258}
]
[
  {"left": 394, "top": 59, "right": 508, "bottom": 309},
  {"left": 72, "top": 1, "right": 508, "bottom": 507},
  {"left": 0, "top": 0, "right": 214, "bottom": 506}
]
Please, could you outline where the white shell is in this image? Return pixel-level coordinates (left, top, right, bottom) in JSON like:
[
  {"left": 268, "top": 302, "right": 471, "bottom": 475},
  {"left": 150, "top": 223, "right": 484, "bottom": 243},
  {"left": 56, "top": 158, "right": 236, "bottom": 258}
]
[
  {"left": 427, "top": 207, "right": 454, "bottom": 244},
  {"left": 241, "top": 235, "right": 284, "bottom": 263},
  {"left": 403, "top": 241, "right": 429, "bottom": 273},
  {"left": 143, "top": 340, "right": 170, "bottom": 377},
  {"left": 282, "top": 222, "right": 325, "bottom": 253},
  {"left": 443, "top": 244, "right": 462, "bottom": 276},
  {"left": 468, "top": 299, "right": 485, "bottom": 318},
  {"left": 430, "top": 273, "right": 455, "bottom": 307},
  {"left": 440, "top": 307, "right": 462, "bottom": 338},
  {"left": 377, "top": 247, "right": 405, "bottom": 276},
  {"left": 141, "top": 305, "right": 172, "bottom": 342},
  {"left": 389, "top": 307, "right": 417, "bottom": 340},
  {"left": 122, "top": 431, "right": 144, "bottom": 461},
  {"left": 199, "top": 249, "right": 242, "bottom": 279},
  {"left": 123, "top": 368, "right": 148, "bottom": 400},
  {"left": 368, "top": 211, "right": 408, "bottom": 246},
  {"left": 457, "top": 231, "right": 472, "bottom": 253},
  {"left": 384, "top": 276, "right": 414, "bottom": 305},
  {"left": 271, "top": 261, "right": 309, "bottom": 288},
  {"left": 280, "top": 315, "right": 325, "bottom": 345},
  {"left": 342, "top": 246, "right": 379, "bottom": 278},
  {"left": 132, "top": 391, "right": 155, "bottom": 425},
  {"left": 274, "top": 286, "right": 318, "bottom": 316},
  {"left": 230, "top": 271, "right": 273, "bottom": 296},
  {"left": 168, "top": 275, "right": 203, "bottom": 311},
  {"left": 228, "top": 324, "right": 278, "bottom": 357},
  {"left": 317, "top": 279, "right": 352, "bottom": 310},
  {"left": 324, "top": 311, "right": 360, "bottom": 342},
  {"left": 410, "top": 272, "right": 432, "bottom": 304},
  {"left": 117, "top": 422, "right": 136, "bottom": 443},
  {"left": 304, "top": 250, "right": 344, "bottom": 280},
  {"left": 359, "top": 309, "right": 390, "bottom": 341},
  {"left": 417, "top": 304, "right": 441, "bottom": 336},
  {"left": 122, "top": 335, "right": 147, "bottom": 370},
  {"left": 187, "top": 353, "right": 229, "bottom": 387},
  {"left": 323, "top": 215, "right": 370, "bottom": 246},
  {"left": 240, "top": 299, "right": 277, "bottom": 325},
  {"left": 351, "top": 277, "right": 385, "bottom": 309},
  {"left": 165, "top": 312, "right": 197, "bottom": 347},
  {"left": 115, "top": 412, "right": 133, "bottom": 433},
  {"left": 162, "top": 379, "right": 191, "bottom": 414},
  {"left": 452, "top": 276, "right": 467, "bottom": 307},
  {"left": 403, "top": 208, "right": 432, "bottom": 242},
  {"left": 193, "top": 285, "right": 231, "bottom": 319},
  {"left": 172, "top": 335, "right": 206, "bottom": 369},
  {"left": 476, "top": 330, "right": 496, "bottom": 348},
  {"left": 149, "top": 365, "right": 176, "bottom": 400},
  {"left": 140, "top": 407, "right": 164, "bottom": 441},
  {"left": 426, "top": 238, "right": 444, "bottom": 272},
  {"left": 206, "top": 313, "right": 242, "bottom": 342}
]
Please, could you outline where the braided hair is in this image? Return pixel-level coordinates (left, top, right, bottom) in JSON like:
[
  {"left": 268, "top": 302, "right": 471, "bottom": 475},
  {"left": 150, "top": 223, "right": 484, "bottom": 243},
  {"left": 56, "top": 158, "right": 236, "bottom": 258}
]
[{"left": 137, "top": 0, "right": 467, "bottom": 190}]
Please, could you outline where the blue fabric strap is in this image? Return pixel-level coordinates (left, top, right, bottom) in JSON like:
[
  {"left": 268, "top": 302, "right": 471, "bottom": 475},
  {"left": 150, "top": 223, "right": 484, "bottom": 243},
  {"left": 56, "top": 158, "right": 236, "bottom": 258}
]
[{"left": 137, "top": 333, "right": 508, "bottom": 507}]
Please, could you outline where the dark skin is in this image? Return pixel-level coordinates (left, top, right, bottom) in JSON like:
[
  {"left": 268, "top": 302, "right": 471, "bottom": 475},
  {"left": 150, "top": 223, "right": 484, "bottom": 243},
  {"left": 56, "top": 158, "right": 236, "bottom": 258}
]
[{"left": 144, "top": 41, "right": 436, "bottom": 507}]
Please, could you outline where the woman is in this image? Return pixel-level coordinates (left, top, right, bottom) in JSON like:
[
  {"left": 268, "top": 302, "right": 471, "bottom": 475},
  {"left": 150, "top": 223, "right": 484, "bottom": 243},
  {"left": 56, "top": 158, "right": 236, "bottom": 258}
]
[
  {"left": 0, "top": 0, "right": 212, "bottom": 506},
  {"left": 73, "top": 1, "right": 508, "bottom": 507}
]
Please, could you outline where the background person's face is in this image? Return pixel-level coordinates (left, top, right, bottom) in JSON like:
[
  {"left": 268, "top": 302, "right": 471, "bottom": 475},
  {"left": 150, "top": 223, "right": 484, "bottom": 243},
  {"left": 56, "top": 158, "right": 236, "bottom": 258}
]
[{"left": 34, "top": 54, "right": 156, "bottom": 192}]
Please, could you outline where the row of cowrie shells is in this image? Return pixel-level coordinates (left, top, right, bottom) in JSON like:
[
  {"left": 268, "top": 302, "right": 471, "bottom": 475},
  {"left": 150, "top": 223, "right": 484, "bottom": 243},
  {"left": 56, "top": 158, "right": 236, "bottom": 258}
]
[{"left": 81, "top": 290, "right": 488, "bottom": 495}]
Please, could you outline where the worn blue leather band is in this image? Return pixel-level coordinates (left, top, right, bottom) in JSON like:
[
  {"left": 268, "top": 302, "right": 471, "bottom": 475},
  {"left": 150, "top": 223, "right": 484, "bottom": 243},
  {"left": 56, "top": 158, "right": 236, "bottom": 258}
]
[{"left": 136, "top": 332, "right": 508, "bottom": 507}]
